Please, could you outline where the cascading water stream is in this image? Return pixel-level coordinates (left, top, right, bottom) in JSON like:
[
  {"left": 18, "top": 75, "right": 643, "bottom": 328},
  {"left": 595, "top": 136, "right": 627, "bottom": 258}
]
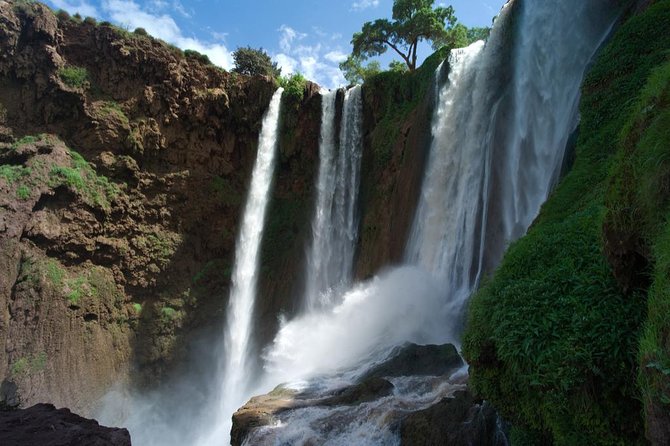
[
  {"left": 200, "top": 87, "right": 284, "bottom": 445},
  {"left": 256, "top": 0, "right": 622, "bottom": 443},
  {"left": 304, "top": 86, "right": 363, "bottom": 310}
]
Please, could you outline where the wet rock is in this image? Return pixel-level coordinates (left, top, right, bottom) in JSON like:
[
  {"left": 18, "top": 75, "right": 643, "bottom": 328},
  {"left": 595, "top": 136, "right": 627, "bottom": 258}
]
[
  {"left": 0, "top": 403, "right": 131, "bottom": 446},
  {"left": 363, "top": 343, "right": 464, "bottom": 380},
  {"left": 400, "top": 390, "right": 505, "bottom": 446}
]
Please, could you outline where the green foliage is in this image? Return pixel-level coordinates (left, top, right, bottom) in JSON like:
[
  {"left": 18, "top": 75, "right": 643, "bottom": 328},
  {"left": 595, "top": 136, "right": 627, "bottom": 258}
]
[
  {"left": 45, "top": 259, "right": 65, "bottom": 287},
  {"left": 10, "top": 358, "right": 28, "bottom": 377},
  {"left": 351, "top": 0, "right": 457, "bottom": 70},
  {"left": 0, "top": 165, "right": 31, "bottom": 184},
  {"left": 10, "top": 135, "right": 39, "bottom": 149},
  {"left": 57, "top": 66, "right": 89, "bottom": 89},
  {"left": 339, "top": 56, "right": 382, "bottom": 85},
  {"left": 83, "top": 16, "right": 96, "bottom": 25},
  {"left": 133, "top": 27, "right": 148, "bottom": 36},
  {"left": 98, "top": 101, "right": 129, "bottom": 125},
  {"left": 466, "top": 26, "right": 491, "bottom": 43},
  {"left": 16, "top": 185, "right": 30, "bottom": 200},
  {"left": 161, "top": 306, "right": 177, "bottom": 320},
  {"left": 278, "top": 73, "right": 307, "bottom": 101},
  {"left": 232, "top": 46, "right": 281, "bottom": 78},
  {"left": 55, "top": 9, "right": 70, "bottom": 21},
  {"left": 132, "top": 303, "right": 143, "bottom": 314},
  {"left": 464, "top": 208, "right": 645, "bottom": 445},
  {"left": 65, "top": 275, "right": 87, "bottom": 304},
  {"left": 49, "top": 149, "right": 119, "bottom": 209},
  {"left": 184, "top": 49, "right": 212, "bottom": 65},
  {"left": 463, "top": 3, "right": 670, "bottom": 444}
]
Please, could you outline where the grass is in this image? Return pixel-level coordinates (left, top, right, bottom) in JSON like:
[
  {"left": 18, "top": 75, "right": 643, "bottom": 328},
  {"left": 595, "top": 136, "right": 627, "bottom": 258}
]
[
  {"left": 57, "top": 66, "right": 89, "bottom": 89},
  {"left": 49, "top": 149, "right": 119, "bottom": 209},
  {"left": 16, "top": 185, "right": 30, "bottom": 200},
  {"left": 0, "top": 165, "right": 31, "bottom": 184},
  {"left": 98, "top": 101, "right": 129, "bottom": 126}
]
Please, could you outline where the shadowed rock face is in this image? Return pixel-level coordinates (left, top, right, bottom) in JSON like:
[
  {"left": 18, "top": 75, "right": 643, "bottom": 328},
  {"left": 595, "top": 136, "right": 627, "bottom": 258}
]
[
  {"left": 0, "top": 403, "right": 131, "bottom": 446},
  {"left": 399, "top": 390, "right": 504, "bottom": 446}
]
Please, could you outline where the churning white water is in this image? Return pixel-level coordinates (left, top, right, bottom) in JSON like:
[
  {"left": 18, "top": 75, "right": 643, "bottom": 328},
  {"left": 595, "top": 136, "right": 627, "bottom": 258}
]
[
  {"left": 304, "top": 86, "right": 364, "bottom": 310},
  {"left": 199, "top": 87, "right": 284, "bottom": 446}
]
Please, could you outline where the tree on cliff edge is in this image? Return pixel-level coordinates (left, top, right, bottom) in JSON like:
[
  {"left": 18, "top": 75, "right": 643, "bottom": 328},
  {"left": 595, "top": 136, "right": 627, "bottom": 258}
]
[{"left": 350, "top": 0, "right": 458, "bottom": 71}]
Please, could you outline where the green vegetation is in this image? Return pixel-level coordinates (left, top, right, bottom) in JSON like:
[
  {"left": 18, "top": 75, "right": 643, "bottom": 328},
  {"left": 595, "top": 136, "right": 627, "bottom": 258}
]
[
  {"left": 10, "top": 352, "right": 47, "bottom": 377},
  {"left": 278, "top": 73, "right": 307, "bottom": 101},
  {"left": 98, "top": 101, "right": 129, "bottom": 126},
  {"left": 184, "top": 49, "right": 212, "bottom": 65},
  {"left": 134, "top": 27, "right": 148, "bottom": 36},
  {"left": 339, "top": 57, "right": 382, "bottom": 85},
  {"left": 463, "top": 2, "right": 670, "bottom": 444},
  {"left": 232, "top": 46, "right": 281, "bottom": 78},
  {"left": 132, "top": 302, "right": 143, "bottom": 314},
  {"left": 57, "top": 66, "right": 89, "bottom": 88},
  {"left": 350, "top": 0, "right": 458, "bottom": 71},
  {"left": 161, "top": 306, "right": 177, "bottom": 320},
  {"left": 0, "top": 165, "right": 31, "bottom": 184},
  {"left": 49, "top": 149, "right": 119, "bottom": 209},
  {"left": 16, "top": 185, "right": 30, "bottom": 200},
  {"left": 10, "top": 135, "right": 39, "bottom": 149}
]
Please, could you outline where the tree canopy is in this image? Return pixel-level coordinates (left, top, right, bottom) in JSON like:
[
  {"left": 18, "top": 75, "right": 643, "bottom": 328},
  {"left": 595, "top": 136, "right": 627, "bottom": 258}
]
[
  {"left": 232, "top": 46, "right": 281, "bottom": 78},
  {"left": 351, "top": 0, "right": 458, "bottom": 71}
]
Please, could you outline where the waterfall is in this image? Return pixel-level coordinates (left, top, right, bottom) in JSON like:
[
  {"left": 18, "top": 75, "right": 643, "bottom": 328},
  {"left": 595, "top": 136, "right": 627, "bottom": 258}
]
[
  {"left": 304, "top": 86, "right": 363, "bottom": 310},
  {"left": 406, "top": 0, "right": 620, "bottom": 340},
  {"left": 257, "top": 0, "right": 621, "bottom": 443},
  {"left": 201, "top": 87, "right": 284, "bottom": 445}
]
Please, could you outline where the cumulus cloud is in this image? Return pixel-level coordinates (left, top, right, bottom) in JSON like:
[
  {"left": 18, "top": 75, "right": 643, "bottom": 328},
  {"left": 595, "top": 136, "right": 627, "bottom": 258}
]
[
  {"left": 273, "top": 25, "right": 346, "bottom": 89},
  {"left": 351, "top": 0, "right": 379, "bottom": 11},
  {"left": 49, "top": 0, "right": 99, "bottom": 17},
  {"left": 101, "top": 0, "right": 233, "bottom": 69}
]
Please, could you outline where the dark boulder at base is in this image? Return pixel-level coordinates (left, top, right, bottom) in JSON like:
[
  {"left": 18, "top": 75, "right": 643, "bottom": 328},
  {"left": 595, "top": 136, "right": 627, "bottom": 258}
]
[
  {"left": 400, "top": 390, "right": 505, "bottom": 446},
  {"left": 0, "top": 403, "right": 131, "bottom": 446},
  {"left": 363, "top": 343, "right": 464, "bottom": 380}
]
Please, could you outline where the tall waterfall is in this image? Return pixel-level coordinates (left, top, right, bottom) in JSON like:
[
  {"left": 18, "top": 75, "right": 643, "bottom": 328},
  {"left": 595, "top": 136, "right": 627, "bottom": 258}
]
[
  {"left": 406, "top": 0, "right": 620, "bottom": 340},
  {"left": 304, "top": 86, "right": 363, "bottom": 310},
  {"left": 202, "top": 87, "right": 284, "bottom": 445}
]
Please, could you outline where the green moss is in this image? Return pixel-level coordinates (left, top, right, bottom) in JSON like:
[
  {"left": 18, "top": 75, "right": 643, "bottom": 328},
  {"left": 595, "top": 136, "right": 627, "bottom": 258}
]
[
  {"left": 57, "top": 66, "right": 89, "bottom": 88},
  {"left": 49, "top": 149, "right": 119, "bottom": 209},
  {"left": 464, "top": 208, "right": 645, "bottom": 445},
  {"left": 132, "top": 302, "right": 143, "bottom": 314},
  {"left": 0, "top": 165, "right": 31, "bottom": 184},
  {"left": 10, "top": 357, "right": 28, "bottom": 376},
  {"left": 463, "top": 3, "right": 670, "bottom": 444},
  {"left": 16, "top": 185, "right": 30, "bottom": 200}
]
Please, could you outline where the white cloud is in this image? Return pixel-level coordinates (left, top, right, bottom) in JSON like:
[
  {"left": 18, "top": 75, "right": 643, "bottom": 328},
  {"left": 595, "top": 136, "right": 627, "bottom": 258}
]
[
  {"left": 272, "top": 25, "right": 346, "bottom": 89},
  {"left": 101, "top": 0, "right": 232, "bottom": 69},
  {"left": 351, "top": 0, "right": 379, "bottom": 11},
  {"left": 49, "top": 0, "right": 98, "bottom": 17},
  {"left": 324, "top": 50, "right": 348, "bottom": 64}
]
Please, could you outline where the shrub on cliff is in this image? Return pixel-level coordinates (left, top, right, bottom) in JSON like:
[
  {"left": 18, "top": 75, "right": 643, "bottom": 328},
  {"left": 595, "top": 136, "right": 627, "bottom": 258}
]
[
  {"left": 57, "top": 66, "right": 89, "bottom": 89},
  {"left": 232, "top": 46, "right": 281, "bottom": 78},
  {"left": 184, "top": 49, "right": 212, "bottom": 65}
]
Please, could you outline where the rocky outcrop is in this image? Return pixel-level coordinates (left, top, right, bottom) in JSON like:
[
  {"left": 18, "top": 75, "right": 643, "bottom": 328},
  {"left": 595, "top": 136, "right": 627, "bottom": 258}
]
[
  {"left": 0, "top": 0, "right": 322, "bottom": 413},
  {"left": 0, "top": 403, "right": 131, "bottom": 445},
  {"left": 400, "top": 390, "right": 505, "bottom": 446},
  {"left": 231, "top": 343, "right": 474, "bottom": 446}
]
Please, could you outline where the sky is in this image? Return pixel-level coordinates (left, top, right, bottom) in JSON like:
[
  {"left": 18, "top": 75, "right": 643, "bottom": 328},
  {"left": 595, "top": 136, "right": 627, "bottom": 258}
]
[{"left": 45, "top": 0, "right": 506, "bottom": 88}]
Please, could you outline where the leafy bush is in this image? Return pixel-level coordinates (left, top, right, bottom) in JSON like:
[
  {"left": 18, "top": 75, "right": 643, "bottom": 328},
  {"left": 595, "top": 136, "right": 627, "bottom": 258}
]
[
  {"left": 232, "top": 46, "right": 281, "bottom": 78},
  {"left": 184, "top": 49, "right": 212, "bottom": 65},
  {"left": 133, "top": 27, "right": 148, "bottom": 36},
  {"left": 55, "top": 9, "right": 70, "bottom": 21},
  {"left": 278, "top": 73, "right": 307, "bottom": 101},
  {"left": 83, "top": 16, "right": 96, "bottom": 26},
  {"left": 57, "top": 66, "right": 89, "bottom": 88}
]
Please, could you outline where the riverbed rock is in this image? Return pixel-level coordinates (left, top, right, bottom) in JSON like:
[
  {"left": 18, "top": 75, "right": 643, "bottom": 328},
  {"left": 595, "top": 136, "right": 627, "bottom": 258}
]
[{"left": 0, "top": 403, "right": 131, "bottom": 445}]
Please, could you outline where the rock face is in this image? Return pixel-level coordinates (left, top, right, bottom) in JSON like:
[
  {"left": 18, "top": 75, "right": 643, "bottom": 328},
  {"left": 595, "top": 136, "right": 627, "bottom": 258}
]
[
  {"left": 231, "top": 343, "right": 483, "bottom": 446},
  {"left": 400, "top": 391, "right": 505, "bottom": 446},
  {"left": 0, "top": 0, "right": 320, "bottom": 413},
  {"left": 0, "top": 403, "right": 131, "bottom": 446}
]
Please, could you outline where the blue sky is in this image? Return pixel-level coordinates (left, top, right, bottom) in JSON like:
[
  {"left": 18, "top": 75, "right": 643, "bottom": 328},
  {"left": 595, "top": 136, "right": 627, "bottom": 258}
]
[{"left": 46, "top": 0, "right": 505, "bottom": 88}]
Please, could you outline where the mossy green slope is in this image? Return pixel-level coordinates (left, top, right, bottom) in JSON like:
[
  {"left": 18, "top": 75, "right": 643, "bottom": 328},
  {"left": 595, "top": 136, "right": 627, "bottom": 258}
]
[{"left": 463, "top": 1, "right": 670, "bottom": 444}]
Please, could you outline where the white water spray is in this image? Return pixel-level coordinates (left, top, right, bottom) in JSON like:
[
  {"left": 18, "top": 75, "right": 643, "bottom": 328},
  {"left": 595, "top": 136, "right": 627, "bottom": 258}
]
[
  {"left": 201, "top": 87, "right": 284, "bottom": 445},
  {"left": 304, "top": 86, "right": 363, "bottom": 310}
]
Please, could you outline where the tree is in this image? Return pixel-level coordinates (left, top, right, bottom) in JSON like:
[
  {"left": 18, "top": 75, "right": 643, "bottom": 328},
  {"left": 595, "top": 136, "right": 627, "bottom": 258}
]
[
  {"left": 339, "top": 56, "right": 382, "bottom": 85},
  {"left": 232, "top": 47, "right": 281, "bottom": 78},
  {"left": 351, "top": 0, "right": 457, "bottom": 71}
]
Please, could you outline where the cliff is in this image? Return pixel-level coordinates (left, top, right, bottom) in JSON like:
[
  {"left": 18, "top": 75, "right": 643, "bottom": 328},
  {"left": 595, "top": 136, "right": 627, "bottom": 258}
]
[{"left": 0, "top": 0, "right": 431, "bottom": 414}]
